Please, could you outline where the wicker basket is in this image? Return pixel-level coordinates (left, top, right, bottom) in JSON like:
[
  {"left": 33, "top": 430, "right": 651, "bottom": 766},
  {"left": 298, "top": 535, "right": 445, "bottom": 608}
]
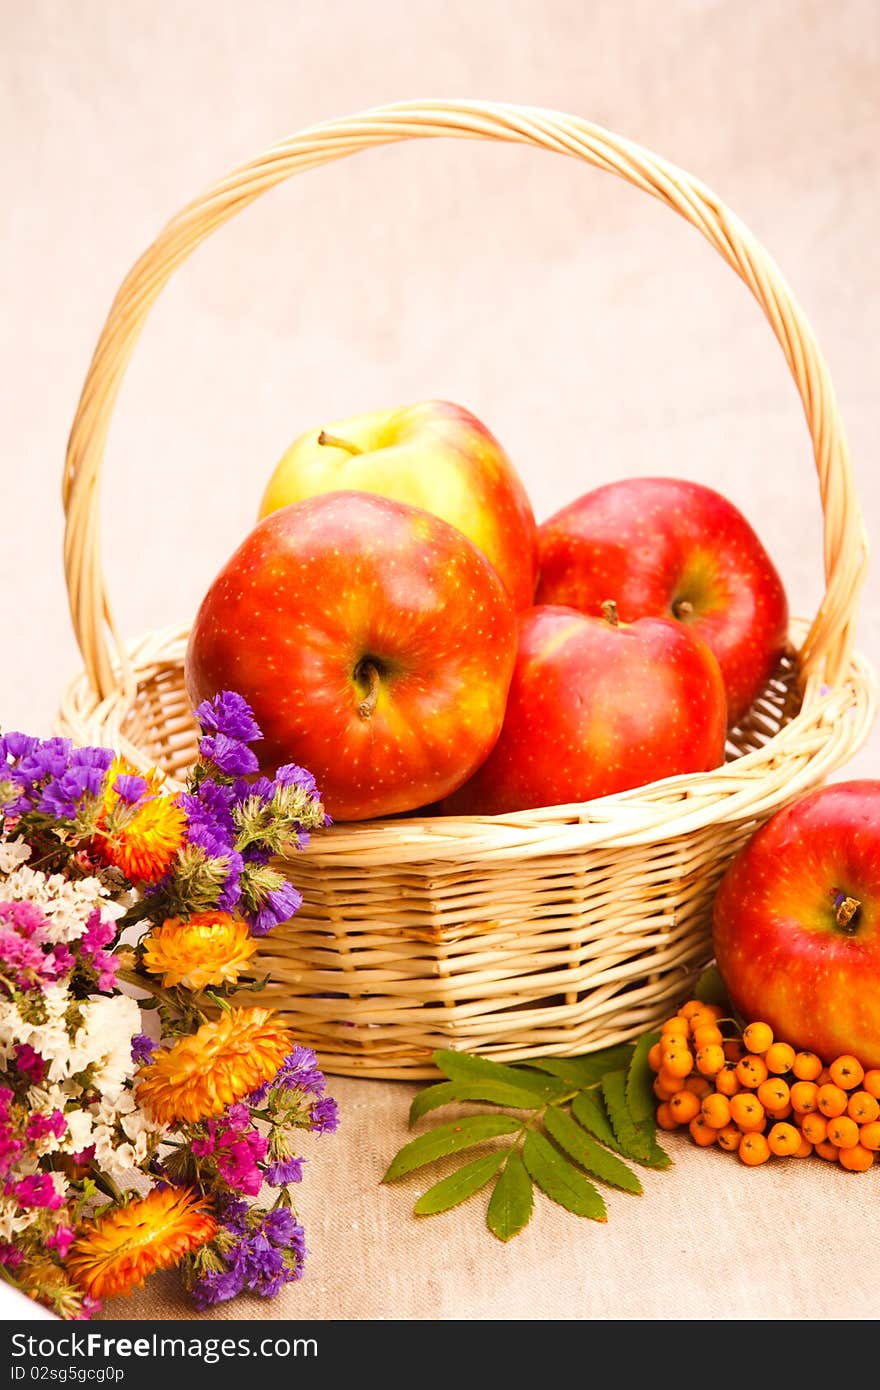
[{"left": 58, "top": 100, "right": 877, "bottom": 1079}]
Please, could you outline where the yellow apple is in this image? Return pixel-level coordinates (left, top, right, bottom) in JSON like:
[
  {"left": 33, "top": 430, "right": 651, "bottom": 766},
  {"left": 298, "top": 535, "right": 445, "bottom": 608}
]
[{"left": 258, "top": 399, "right": 538, "bottom": 609}]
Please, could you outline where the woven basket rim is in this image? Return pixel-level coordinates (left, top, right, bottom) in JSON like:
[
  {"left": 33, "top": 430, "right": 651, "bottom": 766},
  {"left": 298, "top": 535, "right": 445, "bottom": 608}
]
[{"left": 56, "top": 615, "right": 879, "bottom": 865}]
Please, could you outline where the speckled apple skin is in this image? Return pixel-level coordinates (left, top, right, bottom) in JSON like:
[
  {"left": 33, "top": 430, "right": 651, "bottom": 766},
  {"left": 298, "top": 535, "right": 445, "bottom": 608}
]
[
  {"left": 442, "top": 603, "right": 727, "bottom": 815},
  {"left": 259, "top": 399, "right": 539, "bottom": 611},
  {"left": 185, "top": 490, "right": 518, "bottom": 821},
  {"left": 713, "top": 781, "right": 880, "bottom": 1067},
  {"left": 535, "top": 477, "right": 789, "bottom": 727}
]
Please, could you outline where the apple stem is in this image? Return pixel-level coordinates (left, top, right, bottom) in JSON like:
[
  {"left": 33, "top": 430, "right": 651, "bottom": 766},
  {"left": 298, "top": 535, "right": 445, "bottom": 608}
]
[
  {"left": 601, "top": 600, "right": 619, "bottom": 627},
  {"left": 317, "top": 429, "right": 362, "bottom": 456},
  {"left": 356, "top": 660, "right": 381, "bottom": 720},
  {"left": 835, "top": 893, "right": 862, "bottom": 930},
  {"left": 673, "top": 598, "right": 694, "bottom": 620}
]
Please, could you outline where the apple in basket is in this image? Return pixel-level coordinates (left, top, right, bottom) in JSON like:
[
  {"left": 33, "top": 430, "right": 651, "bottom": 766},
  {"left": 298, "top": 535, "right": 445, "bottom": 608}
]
[
  {"left": 442, "top": 601, "right": 728, "bottom": 816},
  {"left": 535, "top": 476, "right": 789, "bottom": 727},
  {"left": 257, "top": 399, "right": 539, "bottom": 610},
  {"left": 712, "top": 781, "right": 880, "bottom": 1068},
  {"left": 184, "top": 490, "right": 518, "bottom": 821}
]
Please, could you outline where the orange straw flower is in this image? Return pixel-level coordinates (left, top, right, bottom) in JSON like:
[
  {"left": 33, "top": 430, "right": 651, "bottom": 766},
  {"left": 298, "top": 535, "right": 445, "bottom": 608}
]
[
  {"left": 141, "top": 911, "right": 258, "bottom": 991},
  {"left": 66, "top": 1186, "right": 216, "bottom": 1301},
  {"left": 94, "top": 757, "right": 187, "bottom": 884},
  {"left": 137, "top": 1007, "right": 293, "bottom": 1125}
]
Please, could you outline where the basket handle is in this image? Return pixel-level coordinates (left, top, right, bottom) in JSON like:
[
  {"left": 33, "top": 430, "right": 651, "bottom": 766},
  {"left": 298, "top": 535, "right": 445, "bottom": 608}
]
[{"left": 63, "top": 98, "right": 868, "bottom": 700}]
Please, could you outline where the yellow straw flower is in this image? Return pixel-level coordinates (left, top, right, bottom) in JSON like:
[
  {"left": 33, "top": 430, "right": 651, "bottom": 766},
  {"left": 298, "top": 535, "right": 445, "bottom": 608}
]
[
  {"left": 137, "top": 1007, "right": 293, "bottom": 1125},
  {"left": 141, "top": 912, "right": 258, "bottom": 991},
  {"left": 95, "top": 757, "right": 187, "bottom": 884},
  {"left": 67, "top": 1187, "right": 216, "bottom": 1301}
]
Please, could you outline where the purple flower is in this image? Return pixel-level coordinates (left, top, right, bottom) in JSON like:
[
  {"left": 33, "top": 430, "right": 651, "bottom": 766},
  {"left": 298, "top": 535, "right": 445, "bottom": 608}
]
[
  {"left": 45, "top": 1224, "right": 75, "bottom": 1258},
  {"left": 274, "top": 764, "right": 320, "bottom": 799},
  {"left": 309, "top": 1096, "right": 339, "bottom": 1135},
  {"left": 1, "top": 732, "right": 40, "bottom": 761},
  {"left": 196, "top": 692, "right": 263, "bottom": 746},
  {"left": 131, "top": 1033, "right": 157, "bottom": 1066},
  {"left": 26, "top": 1110, "right": 66, "bottom": 1143},
  {"left": 247, "top": 1046, "right": 326, "bottom": 1106},
  {"left": 70, "top": 745, "right": 115, "bottom": 773},
  {"left": 248, "top": 881, "right": 303, "bottom": 937},
  {"left": 217, "top": 1131, "right": 268, "bottom": 1197},
  {"left": 265, "top": 1157, "right": 304, "bottom": 1186},
  {"left": 38, "top": 766, "right": 103, "bottom": 817},
  {"left": 199, "top": 733, "right": 259, "bottom": 777},
  {"left": 112, "top": 772, "right": 149, "bottom": 803}
]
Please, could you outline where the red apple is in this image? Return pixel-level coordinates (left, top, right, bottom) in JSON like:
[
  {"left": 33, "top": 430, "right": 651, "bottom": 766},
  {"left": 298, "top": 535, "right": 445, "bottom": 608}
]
[
  {"left": 184, "top": 491, "right": 518, "bottom": 821},
  {"left": 258, "top": 399, "right": 539, "bottom": 610},
  {"left": 442, "top": 602, "right": 727, "bottom": 816},
  {"left": 712, "top": 781, "right": 880, "bottom": 1068},
  {"left": 535, "top": 477, "right": 789, "bottom": 727}
]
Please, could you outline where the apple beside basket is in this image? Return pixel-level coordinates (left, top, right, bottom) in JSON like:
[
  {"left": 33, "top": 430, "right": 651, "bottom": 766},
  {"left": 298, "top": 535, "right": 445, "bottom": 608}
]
[{"left": 58, "top": 100, "right": 878, "bottom": 1079}]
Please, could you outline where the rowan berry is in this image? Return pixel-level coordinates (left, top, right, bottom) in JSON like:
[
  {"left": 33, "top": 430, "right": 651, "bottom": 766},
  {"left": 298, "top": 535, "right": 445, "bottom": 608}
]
[
  {"left": 684, "top": 1074, "right": 713, "bottom": 1098},
  {"left": 826, "top": 1115, "right": 860, "bottom": 1149},
  {"left": 678, "top": 999, "right": 706, "bottom": 1021},
  {"left": 847, "top": 1091, "right": 880, "bottom": 1125},
  {"left": 660, "top": 1049, "right": 694, "bottom": 1080},
  {"left": 814, "top": 1139, "right": 841, "bottom": 1162},
  {"left": 742, "top": 1021, "right": 773, "bottom": 1055},
  {"left": 700, "top": 1092, "right": 732, "bottom": 1129},
  {"left": 793, "top": 1134, "right": 813, "bottom": 1159},
  {"left": 858, "top": 1121, "right": 880, "bottom": 1152},
  {"left": 716, "top": 1123, "right": 742, "bottom": 1152},
  {"left": 738, "top": 1132, "right": 771, "bottom": 1166},
  {"left": 689, "top": 1114, "right": 718, "bottom": 1147},
  {"left": 656, "top": 1102, "right": 678, "bottom": 1131},
  {"left": 767, "top": 1122, "right": 801, "bottom": 1157},
  {"left": 800, "top": 1112, "right": 828, "bottom": 1145},
  {"left": 829, "top": 1055, "right": 865, "bottom": 1091},
  {"left": 695, "top": 1044, "right": 725, "bottom": 1077},
  {"left": 669, "top": 1089, "right": 702, "bottom": 1124},
  {"left": 764, "top": 1041, "right": 796, "bottom": 1075},
  {"left": 789, "top": 1081, "right": 819, "bottom": 1115},
  {"left": 792, "top": 1051, "right": 823, "bottom": 1081},
  {"left": 757, "top": 1078, "right": 790, "bottom": 1113},
  {"left": 661, "top": 1016, "right": 690, "bottom": 1038},
  {"left": 839, "top": 1143, "right": 875, "bottom": 1173},
  {"left": 653, "top": 1074, "right": 679, "bottom": 1101},
  {"left": 714, "top": 1065, "right": 741, "bottom": 1097},
  {"left": 648, "top": 1041, "right": 664, "bottom": 1072},
  {"left": 729, "top": 1093, "right": 765, "bottom": 1132},
  {"left": 862, "top": 1069, "right": 880, "bottom": 1099},
  {"left": 690, "top": 1022, "right": 723, "bottom": 1048},
  {"left": 817, "top": 1084, "right": 849, "bottom": 1118},
  {"left": 817, "top": 1067, "right": 834, "bottom": 1086},
  {"left": 688, "top": 1005, "right": 724, "bottom": 1034},
  {"left": 735, "top": 1054, "right": 769, "bottom": 1089}
]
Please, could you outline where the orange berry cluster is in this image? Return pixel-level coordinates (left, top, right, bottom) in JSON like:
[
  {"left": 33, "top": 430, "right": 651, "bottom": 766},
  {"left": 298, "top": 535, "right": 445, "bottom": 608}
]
[{"left": 650, "top": 1001, "right": 880, "bottom": 1171}]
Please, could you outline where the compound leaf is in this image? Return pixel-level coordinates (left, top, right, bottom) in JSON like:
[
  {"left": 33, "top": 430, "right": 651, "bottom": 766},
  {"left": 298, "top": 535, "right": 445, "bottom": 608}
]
[
  {"left": 602, "top": 1070, "right": 672, "bottom": 1170},
  {"left": 626, "top": 1030, "right": 660, "bottom": 1125}
]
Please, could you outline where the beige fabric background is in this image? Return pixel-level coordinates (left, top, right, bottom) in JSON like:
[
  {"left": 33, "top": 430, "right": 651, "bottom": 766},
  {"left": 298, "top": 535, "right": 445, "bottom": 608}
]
[{"left": 2, "top": 0, "right": 879, "bottom": 1321}]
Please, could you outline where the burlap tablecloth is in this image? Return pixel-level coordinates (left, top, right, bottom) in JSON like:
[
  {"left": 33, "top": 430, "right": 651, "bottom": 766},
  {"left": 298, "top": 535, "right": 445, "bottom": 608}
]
[{"left": 2, "top": 0, "right": 879, "bottom": 1321}]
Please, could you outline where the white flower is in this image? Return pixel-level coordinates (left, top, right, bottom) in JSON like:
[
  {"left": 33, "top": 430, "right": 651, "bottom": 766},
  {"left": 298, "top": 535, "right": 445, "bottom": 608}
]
[
  {"left": 67, "top": 993, "right": 141, "bottom": 1098},
  {"left": 0, "top": 1197, "right": 37, "bottom": 1241},
  {"left": 0, "top": 837, "right": 31, "bottom": 874},
  {"left": 0, "top": 864, "right": 108, "bottom": 943}
]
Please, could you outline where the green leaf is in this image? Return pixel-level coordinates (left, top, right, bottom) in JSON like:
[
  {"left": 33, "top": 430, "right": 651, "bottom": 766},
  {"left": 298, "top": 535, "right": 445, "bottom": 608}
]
[
  {"left": 522, "top": 1043, "right": 635, "bottom": 1091},
  {"left": 414, "top": 1150, "right": 508, "bottom": 1216},
  {"left": 409, "top": 1081, "right": 462, "bottom": 1126},
  {"left": 382, "top": 1114, "right": 523, "bottom": 1183},
  {"left": 433, "top": 1049, "right": 569, "bottom": 1102},
  {"left": 544, "top": 1106, "right": 642, "bottom": 1195},
  {"left": 409, "top": 1078, "right": 548, "bottom": 1126},
  {"left": 571, "top": 1089, "right": 624, "bottom": 1154},
  {"left": 523, "top": 1130, "right": 607, "bottom": 1221},
  {"left": 486, "top": 1151, "right": 534, "bottom": 1241},
  {"left": 601, "top": 1070, "right": 672, "bottom": 1170},
  {"left": 694, "top": 963, "right": 731, "bottom": 1009},
  {"left": 626, "top": 1031, "right": 660, "bottom": 1125}
]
